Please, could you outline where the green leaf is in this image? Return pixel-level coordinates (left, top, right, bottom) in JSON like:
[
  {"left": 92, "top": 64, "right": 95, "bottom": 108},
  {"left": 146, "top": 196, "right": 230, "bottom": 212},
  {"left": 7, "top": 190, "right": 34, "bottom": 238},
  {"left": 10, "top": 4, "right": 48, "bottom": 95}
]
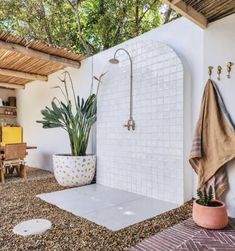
[
  {"left": 0, "top": 0, "right": 164, "bottom": 55},
  {"left": 37, "top": 71, "right": 98, "bottom": 156}
]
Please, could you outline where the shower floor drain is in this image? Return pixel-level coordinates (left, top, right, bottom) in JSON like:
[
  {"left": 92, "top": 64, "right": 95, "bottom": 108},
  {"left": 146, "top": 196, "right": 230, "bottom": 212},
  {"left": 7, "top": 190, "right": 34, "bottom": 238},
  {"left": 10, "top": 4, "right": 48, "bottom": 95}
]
[{"left": 13, "top": 219, "right": 52, "bottom": 236}]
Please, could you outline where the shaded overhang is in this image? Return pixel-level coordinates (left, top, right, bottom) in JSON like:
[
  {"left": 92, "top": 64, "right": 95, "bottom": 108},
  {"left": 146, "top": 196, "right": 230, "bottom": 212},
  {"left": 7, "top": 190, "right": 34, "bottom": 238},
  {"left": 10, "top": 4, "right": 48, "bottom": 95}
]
[
  {"left": 0, "top": 32, "right": 85, "bottom": 89},
  {"left": 162, "top": 0, "right": 235, "bottom": 29}
]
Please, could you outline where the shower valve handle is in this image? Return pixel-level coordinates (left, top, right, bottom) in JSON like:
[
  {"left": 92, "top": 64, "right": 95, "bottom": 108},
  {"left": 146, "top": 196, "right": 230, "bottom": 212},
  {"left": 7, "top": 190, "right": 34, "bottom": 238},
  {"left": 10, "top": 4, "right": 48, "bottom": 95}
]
[
  {"left": 124, "top": 123, "right": 131, "bottom": 130},
  {"left": 123, "top": 119, "right": 135, "bottom": 131}
]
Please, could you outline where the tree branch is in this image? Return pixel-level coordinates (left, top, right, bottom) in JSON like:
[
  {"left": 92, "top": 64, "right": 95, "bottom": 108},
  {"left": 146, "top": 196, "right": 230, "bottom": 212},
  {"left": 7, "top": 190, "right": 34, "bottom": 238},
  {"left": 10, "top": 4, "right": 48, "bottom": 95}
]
[
  {"left": 39, "top": 0, "right": 53, "bottom": 44},
  {"left": 135, "top": 0, "right": 140, "bottom": 36},
  {"left": 66, "top": 0, "right": 94, "bottom": 55},
  {"left": 163, "top": 6, "right": 173, "bottom": 24},
  {"left": 138, "top": 0, "right": 158, "bottom": 23}
]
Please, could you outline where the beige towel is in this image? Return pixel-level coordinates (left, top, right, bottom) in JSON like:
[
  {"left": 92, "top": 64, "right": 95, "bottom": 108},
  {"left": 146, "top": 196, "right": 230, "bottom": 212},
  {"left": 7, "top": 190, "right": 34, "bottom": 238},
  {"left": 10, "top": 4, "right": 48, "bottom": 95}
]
[{"left": 189, "top": 79, "right": 235, "bottom": 198}]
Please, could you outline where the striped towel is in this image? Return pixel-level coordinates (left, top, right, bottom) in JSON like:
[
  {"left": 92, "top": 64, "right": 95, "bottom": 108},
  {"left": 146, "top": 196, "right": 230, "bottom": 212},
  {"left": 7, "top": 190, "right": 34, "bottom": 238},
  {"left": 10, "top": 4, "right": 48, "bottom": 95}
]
[{"left": 189, "top": 79, "right": 235, "bottom": 198}]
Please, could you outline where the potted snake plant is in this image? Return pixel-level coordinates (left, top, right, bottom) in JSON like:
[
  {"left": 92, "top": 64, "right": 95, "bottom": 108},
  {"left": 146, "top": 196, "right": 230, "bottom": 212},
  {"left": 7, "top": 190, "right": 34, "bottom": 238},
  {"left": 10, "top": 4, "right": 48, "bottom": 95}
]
[
  {"left": 37, "top": 71, "right": 104, "bottom": 187},
  {"left": 193, "top": 186, "right": 228, "bottom": 229}
]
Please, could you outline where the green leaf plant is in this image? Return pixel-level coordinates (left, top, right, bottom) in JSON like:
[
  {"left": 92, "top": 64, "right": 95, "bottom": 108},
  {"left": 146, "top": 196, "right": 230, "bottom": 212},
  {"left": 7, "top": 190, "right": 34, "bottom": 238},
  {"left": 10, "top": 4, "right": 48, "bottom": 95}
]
[
  {"left": 37, "top": 71, "right": 105, "bottom": 156},
  {"left": 197, "top": 186, "right": 214, "bottom": 206}
]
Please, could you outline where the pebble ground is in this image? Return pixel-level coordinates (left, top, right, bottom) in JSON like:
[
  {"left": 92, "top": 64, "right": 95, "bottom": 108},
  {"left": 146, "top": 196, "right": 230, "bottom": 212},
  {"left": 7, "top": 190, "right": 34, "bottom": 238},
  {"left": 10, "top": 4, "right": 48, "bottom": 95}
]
[{"left": 0, "top": 169, "right": 192, "bottom": 251}]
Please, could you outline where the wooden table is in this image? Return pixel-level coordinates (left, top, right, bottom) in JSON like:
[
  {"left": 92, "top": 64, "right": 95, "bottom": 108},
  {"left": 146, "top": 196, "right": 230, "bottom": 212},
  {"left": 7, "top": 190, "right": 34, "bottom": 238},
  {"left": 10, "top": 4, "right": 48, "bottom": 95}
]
[
  {"left": 0, "top": 145, "right": 37, "bottom": 151},
  {"left": 0, "top": 145, "right": 37, "bottom": 183},
  {"left": 25, "top": 146, "right": 37, "bottom": 150},
  {"left": 0, "top": 145, "right": 37, "bottom": 158}
]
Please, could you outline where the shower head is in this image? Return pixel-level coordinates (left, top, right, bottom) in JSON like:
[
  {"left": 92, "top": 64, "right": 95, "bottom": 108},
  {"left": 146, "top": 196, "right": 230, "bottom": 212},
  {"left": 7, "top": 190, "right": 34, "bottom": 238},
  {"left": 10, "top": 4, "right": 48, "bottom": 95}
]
[{"left": 109, "top": 58, "right": 119, "bottom": 64}]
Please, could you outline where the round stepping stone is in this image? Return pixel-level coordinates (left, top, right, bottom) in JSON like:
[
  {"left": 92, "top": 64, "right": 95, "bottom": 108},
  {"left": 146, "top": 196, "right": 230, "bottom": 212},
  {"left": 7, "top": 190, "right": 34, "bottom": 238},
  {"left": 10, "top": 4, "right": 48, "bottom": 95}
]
[{"left": 13, "top": 219, "right": 52, "bottom": 236}]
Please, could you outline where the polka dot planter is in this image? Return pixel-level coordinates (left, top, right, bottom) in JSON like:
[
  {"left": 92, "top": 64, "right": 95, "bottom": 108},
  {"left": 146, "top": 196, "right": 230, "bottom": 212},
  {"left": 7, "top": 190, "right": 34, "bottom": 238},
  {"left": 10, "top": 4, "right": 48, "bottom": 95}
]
[{"left": 53, "top": 154, "right": 96, "bottom": 187}]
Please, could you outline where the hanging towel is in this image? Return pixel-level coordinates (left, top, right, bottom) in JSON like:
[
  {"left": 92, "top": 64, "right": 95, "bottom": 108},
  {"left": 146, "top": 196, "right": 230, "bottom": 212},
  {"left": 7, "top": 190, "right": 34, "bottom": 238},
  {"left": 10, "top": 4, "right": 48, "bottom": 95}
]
[{"left": 189, "top": 79, "right": 235, "bottom": 198}]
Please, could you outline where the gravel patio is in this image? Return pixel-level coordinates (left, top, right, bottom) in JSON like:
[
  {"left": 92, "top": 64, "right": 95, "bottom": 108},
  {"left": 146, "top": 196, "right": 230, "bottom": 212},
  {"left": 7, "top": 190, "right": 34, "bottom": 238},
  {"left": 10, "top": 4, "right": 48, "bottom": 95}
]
[{"left": 0, "top": 169, "right": 192, "bottom": 251}]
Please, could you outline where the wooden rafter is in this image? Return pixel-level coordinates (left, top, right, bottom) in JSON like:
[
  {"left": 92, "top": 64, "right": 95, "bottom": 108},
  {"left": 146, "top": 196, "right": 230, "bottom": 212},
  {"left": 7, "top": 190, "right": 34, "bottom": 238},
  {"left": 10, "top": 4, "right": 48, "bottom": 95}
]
[
  {"left": 0, "top": 40, "right": 81, "bottom": 69},
  {"left": 172, "top": 0, "right": 182, "bottom": 4},
  {"left": 162, "top": 0, "right": 208, "bottom": 29},
  {"left": 0, "top": 32, "right": 84, "bottom": 90},
  {"left": 0, "top": 82, "right": 25, "bottom": 89},
  {"left": 0, "top": 68, "right": 48, "bottom": 81}
]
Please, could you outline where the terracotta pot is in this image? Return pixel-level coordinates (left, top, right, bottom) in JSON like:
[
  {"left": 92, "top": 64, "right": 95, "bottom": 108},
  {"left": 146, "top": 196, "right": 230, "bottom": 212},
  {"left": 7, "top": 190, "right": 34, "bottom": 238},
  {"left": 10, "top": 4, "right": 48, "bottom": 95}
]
[{"left": 192, "top": 199, "right": 228, "bottom": 229}]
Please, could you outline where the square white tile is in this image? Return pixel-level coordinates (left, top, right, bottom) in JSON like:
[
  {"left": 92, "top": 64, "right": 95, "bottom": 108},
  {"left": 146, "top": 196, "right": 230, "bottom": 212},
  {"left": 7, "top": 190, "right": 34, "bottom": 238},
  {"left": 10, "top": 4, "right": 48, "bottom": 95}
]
[{"left": 38, "top": 184, "right": 177, "bottom": 231}]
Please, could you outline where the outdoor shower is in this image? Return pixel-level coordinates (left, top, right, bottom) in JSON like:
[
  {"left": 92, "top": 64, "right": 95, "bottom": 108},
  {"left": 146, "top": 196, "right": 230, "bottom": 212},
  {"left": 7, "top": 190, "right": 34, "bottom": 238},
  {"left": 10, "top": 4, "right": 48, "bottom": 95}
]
[{"left": 109, "top": 48, "right": 135, "bottom": 130}]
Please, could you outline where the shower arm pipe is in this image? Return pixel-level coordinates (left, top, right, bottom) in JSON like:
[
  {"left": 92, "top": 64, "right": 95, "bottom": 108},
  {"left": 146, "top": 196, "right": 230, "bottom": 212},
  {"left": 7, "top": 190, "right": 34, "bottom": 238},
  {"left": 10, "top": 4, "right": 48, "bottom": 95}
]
[{"left": 114, "top": 48, "right": 134, "bottom": 121}]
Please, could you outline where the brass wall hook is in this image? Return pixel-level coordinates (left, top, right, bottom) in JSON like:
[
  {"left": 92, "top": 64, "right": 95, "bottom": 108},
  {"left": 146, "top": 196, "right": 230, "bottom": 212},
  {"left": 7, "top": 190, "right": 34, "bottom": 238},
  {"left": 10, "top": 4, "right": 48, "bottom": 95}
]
[
  {"left": 217, "top": 65, "right": 222, "bottom": 80},
  {"left": 208, "top": 66, "right": 213, "bottom": 79},
  {"left": 227, "top": 62, "right": 233, "bottom": 79}
]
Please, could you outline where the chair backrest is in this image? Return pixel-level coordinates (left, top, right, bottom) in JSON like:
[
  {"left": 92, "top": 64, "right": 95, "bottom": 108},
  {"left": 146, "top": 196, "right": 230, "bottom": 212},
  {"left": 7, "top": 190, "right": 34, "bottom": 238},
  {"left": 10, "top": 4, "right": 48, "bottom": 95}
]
[{"left": 4, "top": 143, "right": 27, "bottom": 161}]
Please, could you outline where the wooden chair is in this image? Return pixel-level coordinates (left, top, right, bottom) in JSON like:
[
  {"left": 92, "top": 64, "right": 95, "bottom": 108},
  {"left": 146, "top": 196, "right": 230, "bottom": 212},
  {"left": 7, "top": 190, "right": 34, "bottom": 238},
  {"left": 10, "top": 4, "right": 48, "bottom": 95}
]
[{"left": 0, "top": 143, "right": 27, "bottom": 184}]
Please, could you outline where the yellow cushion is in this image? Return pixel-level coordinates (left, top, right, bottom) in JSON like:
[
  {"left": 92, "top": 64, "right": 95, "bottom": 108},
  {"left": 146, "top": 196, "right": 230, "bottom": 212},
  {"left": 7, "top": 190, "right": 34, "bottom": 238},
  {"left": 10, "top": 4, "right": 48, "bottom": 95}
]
[{"left": 1, "top": 127, "right": 23, "bottom": 145}]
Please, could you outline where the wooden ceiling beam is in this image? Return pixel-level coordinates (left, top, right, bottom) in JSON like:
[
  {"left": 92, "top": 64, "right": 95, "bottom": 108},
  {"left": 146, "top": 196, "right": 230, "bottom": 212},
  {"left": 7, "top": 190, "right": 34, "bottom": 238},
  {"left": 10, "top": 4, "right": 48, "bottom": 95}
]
[
  {"left": 162, "top": 0, "right": 208, "bottom": 29},
  {"left": 0, "top": 68, "right": 48, "bottom": 81},
  {"left": 171, "top": 0, "right": 182, "bottom": 4},
  {"left": 0, "top": 82, "right": 25, "bottom": 89},
  {"left": 0, "top": 40, "right": 81, "bottom": 69}
]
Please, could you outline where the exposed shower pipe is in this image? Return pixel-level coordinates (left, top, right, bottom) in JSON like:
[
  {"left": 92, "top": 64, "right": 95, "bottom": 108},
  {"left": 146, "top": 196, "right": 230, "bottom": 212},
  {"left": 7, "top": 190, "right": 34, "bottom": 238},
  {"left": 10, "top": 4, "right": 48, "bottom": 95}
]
[{"left": 109, "top": 48, "right": 135, "bottom": 131}]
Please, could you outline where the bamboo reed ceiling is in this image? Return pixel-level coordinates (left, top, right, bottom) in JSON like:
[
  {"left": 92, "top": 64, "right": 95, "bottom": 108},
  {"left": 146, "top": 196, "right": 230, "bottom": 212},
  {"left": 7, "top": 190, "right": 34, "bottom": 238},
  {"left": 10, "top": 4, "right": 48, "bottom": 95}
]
[
  {"left": 0, "top": 32, "right": 85, "bottom": 89},
  {"left": 184, "top": 0, "right": 235, "bottom": 22},
  {"left": 163, "top": 0, "right": 235, "bottom": 28}
]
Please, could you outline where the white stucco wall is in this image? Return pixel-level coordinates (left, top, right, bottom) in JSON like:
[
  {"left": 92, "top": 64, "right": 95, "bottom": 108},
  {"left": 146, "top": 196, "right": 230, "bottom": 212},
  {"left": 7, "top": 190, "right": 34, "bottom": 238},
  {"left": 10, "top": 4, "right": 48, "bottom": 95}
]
[
  {"left": 92, "top": 18, "right": 203, "bottom": 203},
  {"left": 16, "top": 14, "right": 235, "bottom": 211},
  {"left": 202, "top": 14, "right": 235, "bottom": 217},
  {"left": 17, "top": 17, "right": 202, "bottom": 203}
]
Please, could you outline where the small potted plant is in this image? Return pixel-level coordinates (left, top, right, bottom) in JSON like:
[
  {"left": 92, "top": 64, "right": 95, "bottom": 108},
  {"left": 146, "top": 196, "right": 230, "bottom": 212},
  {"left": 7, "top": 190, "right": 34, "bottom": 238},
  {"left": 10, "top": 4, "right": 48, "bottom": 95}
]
[
  {"left": 37, "top": 71, "right": 104, "bottom": 187},
  {"left": 193, "top": 186, "right": 228, "bottom": 229}
]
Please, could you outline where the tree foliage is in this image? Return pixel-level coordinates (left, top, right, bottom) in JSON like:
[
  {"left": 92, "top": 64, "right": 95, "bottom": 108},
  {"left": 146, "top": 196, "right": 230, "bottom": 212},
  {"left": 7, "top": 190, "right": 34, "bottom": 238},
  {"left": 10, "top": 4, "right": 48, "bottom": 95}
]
[{"left": 0, "top": 0, "right": 176, "bottom": 55}]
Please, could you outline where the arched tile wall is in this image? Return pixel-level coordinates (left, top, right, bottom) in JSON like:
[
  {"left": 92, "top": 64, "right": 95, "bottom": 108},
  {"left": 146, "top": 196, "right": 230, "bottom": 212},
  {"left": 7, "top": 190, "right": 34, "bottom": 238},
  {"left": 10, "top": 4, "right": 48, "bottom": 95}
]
[{"left": 97, "top": 40, "right": 184, "bottom": 204}]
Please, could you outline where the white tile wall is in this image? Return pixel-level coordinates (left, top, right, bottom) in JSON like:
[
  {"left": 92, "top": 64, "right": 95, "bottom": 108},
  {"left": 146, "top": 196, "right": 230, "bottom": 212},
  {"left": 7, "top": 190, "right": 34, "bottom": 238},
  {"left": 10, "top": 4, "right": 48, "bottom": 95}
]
[{"left": 97, "top": 40, "right": 184, "bottom": 204}]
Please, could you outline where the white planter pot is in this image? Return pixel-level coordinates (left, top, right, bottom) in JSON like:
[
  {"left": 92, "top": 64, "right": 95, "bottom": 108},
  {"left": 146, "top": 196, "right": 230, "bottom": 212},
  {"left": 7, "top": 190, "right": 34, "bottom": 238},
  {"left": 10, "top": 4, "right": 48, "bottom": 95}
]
[{"left": 53, "top": 154, "right": 96, "bottom": 187}]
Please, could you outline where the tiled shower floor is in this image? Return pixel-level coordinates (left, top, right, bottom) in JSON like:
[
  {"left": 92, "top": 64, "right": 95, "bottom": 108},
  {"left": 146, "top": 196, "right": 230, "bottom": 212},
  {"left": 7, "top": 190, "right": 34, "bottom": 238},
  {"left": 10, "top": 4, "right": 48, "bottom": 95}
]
[{"left": 38, "top": 184, "right": 177, "bottom": 231}]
